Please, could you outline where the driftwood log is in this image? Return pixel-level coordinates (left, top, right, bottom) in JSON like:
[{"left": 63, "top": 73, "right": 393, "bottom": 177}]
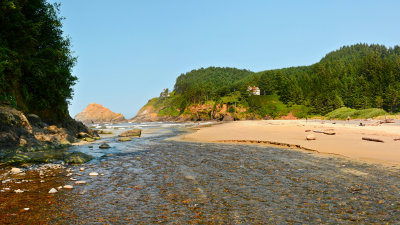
[
  {"left": 313, "top": 130, "right": 324, "bottom": 133},
  {"left": 362, "top": 137, "right": 384, "bottom": 143}
]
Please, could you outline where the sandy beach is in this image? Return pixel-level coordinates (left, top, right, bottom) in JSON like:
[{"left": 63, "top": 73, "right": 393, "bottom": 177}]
[{"left": 177, "top": 120, "right": 400, "bottom": 166}]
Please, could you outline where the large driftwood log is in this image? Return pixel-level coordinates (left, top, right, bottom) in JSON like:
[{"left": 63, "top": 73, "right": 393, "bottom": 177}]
[{"left": 362, "top": 137, "right": 384, "bottom": 143}]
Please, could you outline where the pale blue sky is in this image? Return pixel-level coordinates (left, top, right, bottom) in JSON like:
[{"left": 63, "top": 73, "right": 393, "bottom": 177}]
[{"left": 52, "top": 0, "right": 400, "bottom": 118}]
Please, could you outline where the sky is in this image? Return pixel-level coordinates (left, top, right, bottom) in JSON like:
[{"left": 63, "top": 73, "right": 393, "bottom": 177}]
[{"left": 51, "top": 0, "right": 400, "bottom": 118}]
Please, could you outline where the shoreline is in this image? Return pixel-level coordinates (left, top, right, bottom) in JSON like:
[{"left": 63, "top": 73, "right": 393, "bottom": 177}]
[{"left": 173, "top": 120, "right": 400, "bottom": 168}]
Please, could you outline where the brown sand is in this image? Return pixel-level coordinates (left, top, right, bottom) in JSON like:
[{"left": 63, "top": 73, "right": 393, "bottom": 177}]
[{"left": 177, "top": 120, "right": 400, "bottom": 166}]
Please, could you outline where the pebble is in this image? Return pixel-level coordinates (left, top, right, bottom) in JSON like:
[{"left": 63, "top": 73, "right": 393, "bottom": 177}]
[
  {"left": 63, "top": 185, "right": 73, "bottom": 189},
  {"left": 80, "top": 167, "right": 85, "bottom": 171},
  {"left": 14, "top": 189, "right": 24, "bottom": 193},
  {"left": 75, "top": 180, "right": 87, "bottom": 184},
  {"left": 66, "top": 173, "right": 73, "bottom": 177},
  {"left": 100, "top": 174, "right": 104, "bottom": 176},
  {"left": 11, "top": 168, "right": 22, "bottom": 174},
  {"left": 70, "top": 178, "right": 77, "bottom": 181},
  {"left": 48, "top": 188, "right": 58, "bottom": 194},
  {"left": 89, "top": 172, "right": 99, "bottom": 176},
  {"left": 185, "top": 175, "right": 195, "bottom": 180},
  {"left": 23, "top": 208, "right": 30, "bottom": 211},
  {"left": 40, "top": 180, "right": 45, "bottom": 183},
  {"left": 57, "top": 186, "right": 62, "bottom": 190}
]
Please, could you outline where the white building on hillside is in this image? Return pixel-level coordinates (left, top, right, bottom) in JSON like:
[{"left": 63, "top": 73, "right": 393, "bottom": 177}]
[{"left": 247, "top": 86, "right": 260, "bottom": 96}]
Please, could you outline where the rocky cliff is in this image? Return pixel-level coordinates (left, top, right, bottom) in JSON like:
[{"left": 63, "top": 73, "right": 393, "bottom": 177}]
[
  {"left": 75, "top": 103, "right": 126, "bottom": 124},
  {"left": 0, "top": 105, "right": 98, "bottom": 165}
]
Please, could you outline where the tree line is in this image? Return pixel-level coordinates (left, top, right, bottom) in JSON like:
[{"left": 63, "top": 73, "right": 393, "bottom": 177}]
[
  {"left": 0, "top": 0, "right": 77, "bottom": 123},
  {"left": 170, "top": 44, "right": 400, "bottom": 117}
]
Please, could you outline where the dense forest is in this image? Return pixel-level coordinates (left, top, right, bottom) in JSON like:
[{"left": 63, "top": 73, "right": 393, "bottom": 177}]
[
  {"left": 151, "top": 44, "right": 400, "bottom": 119},
  {"left": 0, "top": 0, "right": 77, "bottom": 123}
]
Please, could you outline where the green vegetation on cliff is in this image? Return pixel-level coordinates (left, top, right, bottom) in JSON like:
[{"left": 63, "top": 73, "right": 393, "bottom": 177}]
[
  {"left": 0, "top": 0, "right": 77, "bottom": 123},
  {"left": 145, "top": 44, "right": 400, "bottom": 120}
]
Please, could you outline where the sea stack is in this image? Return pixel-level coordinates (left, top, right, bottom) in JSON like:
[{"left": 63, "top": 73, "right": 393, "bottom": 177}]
[{"left": 74, "top": 103, "right": 126, "bottom": 124}]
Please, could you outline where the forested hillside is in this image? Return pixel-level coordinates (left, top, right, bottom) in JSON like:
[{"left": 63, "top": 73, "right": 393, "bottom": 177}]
[
  {"left": 0, "top": 0, "right": 77, "bottom": 123},
  {"left": 251, "top": 44, "right": 400, "bottom": 114},
  {"left": 139, "top": 44, "right": 400, "bottom": 120}
]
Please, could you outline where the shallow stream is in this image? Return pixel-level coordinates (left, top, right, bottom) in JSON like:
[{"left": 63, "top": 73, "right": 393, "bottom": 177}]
[{"left": 1, "top": 122, "right": 400, "bottom": 224}]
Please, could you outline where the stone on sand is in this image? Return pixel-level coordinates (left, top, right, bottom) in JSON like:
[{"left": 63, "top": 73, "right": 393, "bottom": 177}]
[{"left": 306, "top": 134, "right": 316, "bottom": 140}]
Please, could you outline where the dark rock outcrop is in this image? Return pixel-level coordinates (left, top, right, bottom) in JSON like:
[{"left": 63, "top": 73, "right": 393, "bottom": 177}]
[{"left": 0, "top": 105, "right": 97, "bottom": 165}]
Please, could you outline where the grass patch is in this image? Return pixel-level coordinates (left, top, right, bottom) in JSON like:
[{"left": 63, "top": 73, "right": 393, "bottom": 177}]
[
  {"left": 326, "top": 107, "right": 387, "bottom": 119},
  {"left": 247, "top": 95, "right": 289, "bottom": 118}
]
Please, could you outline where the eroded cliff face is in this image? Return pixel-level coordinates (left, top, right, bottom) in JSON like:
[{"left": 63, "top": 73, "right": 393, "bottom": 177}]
[
  {"left": 129, "top": 105, "right": 160, "bottom": 122},
  {"left": 130, "top": 103, "right": 249, "bottom": 122},
  {"left": 74, "top": 103, "right": 126, "bottom": 124}
]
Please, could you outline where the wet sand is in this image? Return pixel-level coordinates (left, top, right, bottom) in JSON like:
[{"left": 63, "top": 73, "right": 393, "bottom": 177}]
[{"left": 177, "top": 120, "right": 400, "bottom": 166}]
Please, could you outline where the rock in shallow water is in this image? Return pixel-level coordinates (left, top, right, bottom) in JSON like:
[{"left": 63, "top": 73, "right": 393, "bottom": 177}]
[
  {"left": 89, "top": 172, "right": 98, "bottom": 176},
  {"left": 118, "top": 129, "right": 141, "bottom": 137},
  {"left": 99, "top": 143, "right": 111, "bottom": 149},
  {"left": 63, "top": 151, "right": 94, "bottom": 164},
  {"left": 63, "top": 185, "right": 73, "bottom": 189},
  {"left": 118, "top": 137, "right": 131, "bottom": 142}
]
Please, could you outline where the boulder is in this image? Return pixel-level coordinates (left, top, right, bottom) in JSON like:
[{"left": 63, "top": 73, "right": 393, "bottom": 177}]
[
  {"left": 306, "top": 134, "right": 316, "bottom": 140},
  {"left": 46, "top": 125, "right": 59, "bottom": 134},
  {"left": 99, "top": 143, "right": 111, "bottom": 149},
  {"left": 63, "top": 151, "right": 94, "bottom": 164},
  {"left": 76, "top": 132, "right": 92, "bottom": 139},
  {"left": 83, "top": 137, "right": 95, "bottom": 142},
  {"left": 26, "top": 114, "right": 47, "bottom": 128},
  {"left": 118, "top": 137, "right": 131, "bottom": 142},
  {"left": 119, "top": 129, "right": 141, "bottom": 137}
]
